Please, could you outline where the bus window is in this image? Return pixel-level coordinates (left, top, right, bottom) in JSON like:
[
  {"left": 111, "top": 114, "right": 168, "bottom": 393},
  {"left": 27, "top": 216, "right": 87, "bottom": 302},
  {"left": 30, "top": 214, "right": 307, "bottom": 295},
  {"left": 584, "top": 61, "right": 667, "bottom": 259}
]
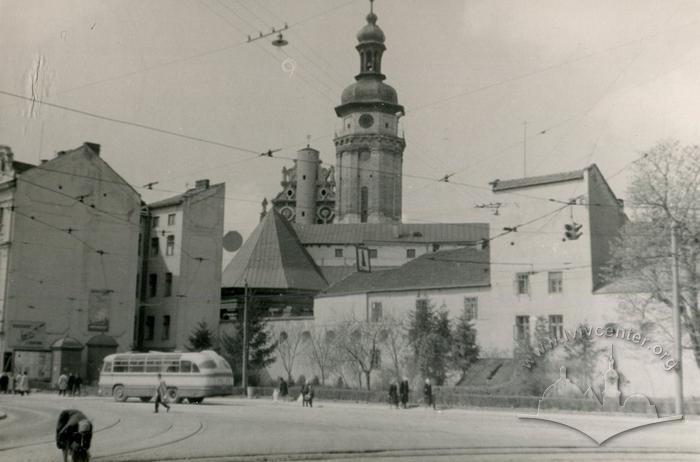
[
  {"left": 102, "top": 361, "right": 112, "bottom": 373},
  {"left": 199, "top": 360, "right": 216, "bottom": 369},
  {"left": 218, "top": 359, "right": 231, "bottom": 370},
  {"left": 145, "top": 358, "right": 161, "bottom": 373},
  {"left": 165, "top": 360, "right": 179, "bottom": 373},
  {"left": 113, "top": 360, "right": 128, "bottom": 373},
  {"left": 128, "top": 359, "right": 145, "bottom": 373},
  {"left": 191, "top": 363, "right": 200, "bottom": 373},
  {"left": 180, "top": 360, "right": 192, "bottom": 373}
]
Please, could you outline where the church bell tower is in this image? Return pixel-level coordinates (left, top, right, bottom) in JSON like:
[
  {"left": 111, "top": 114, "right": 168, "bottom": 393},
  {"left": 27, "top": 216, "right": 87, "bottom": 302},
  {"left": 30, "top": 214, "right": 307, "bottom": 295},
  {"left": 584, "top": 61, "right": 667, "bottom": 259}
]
[{"left": 334, "top": 0, "right": 405, "bottom": 223}]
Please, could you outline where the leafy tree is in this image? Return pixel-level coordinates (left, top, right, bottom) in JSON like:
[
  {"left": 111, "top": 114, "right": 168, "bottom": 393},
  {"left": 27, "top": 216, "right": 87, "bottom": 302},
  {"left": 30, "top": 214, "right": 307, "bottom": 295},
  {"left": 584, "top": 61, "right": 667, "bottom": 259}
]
[
  {"left": 380, "top": 314, "right": 410, "bottom": 383},
  {"left": 407, "top": 300, "right": 451, "bottom": 384},
  {"left": 563, "top": 323, "right": 605, "bottom": 389},
  {"left": 220, "top": 301, "right": 276, "bottom": 386},
  {"left": 607, "top": 140, "right": 700, "bottom": 367},
  {"left": 451, "top": 310, "right": 480, "bottom": 382},
  {"left": 187, "top": 321, "right": 214, "bottom": 351}
]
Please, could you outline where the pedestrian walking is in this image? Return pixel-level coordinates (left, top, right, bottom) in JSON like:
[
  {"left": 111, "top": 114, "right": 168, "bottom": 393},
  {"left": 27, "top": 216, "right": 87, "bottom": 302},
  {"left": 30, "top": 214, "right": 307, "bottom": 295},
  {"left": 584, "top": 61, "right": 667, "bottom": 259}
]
[
  {"left": 154, "top": 373, "right": 170, "bottom": 413},
  {"left": 423, "top": 378, "right": 434, "bottom": 410},
  {"left": 8, "top": 372, "right": 15, "bottom": 394},
  {"left": 73, "top": 374, "right": 83, "bottom": 397},
  {"left": 0, "top": 372, "right": 8, "bottom": 394},
  {"left": 301, "top": 381, "right": 312, "bottom": 407},
  {"left": 67, "top": 373, "right": 75, "bottom": 396},
  {"left": 388, "top": 381, "right": 399, "bottom": 409},
  {"left": 399, "top": 377, "right": 409, "bottom": 409},
  {"left": 58, "top": 371, "right": 68, "bottom": 396}
]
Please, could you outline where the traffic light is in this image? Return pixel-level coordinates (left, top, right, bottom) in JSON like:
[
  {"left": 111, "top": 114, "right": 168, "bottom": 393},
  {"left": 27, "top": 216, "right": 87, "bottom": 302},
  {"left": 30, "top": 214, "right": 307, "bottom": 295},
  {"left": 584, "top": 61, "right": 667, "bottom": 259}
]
[{"left": 564, "top": 222, "right": 583, "bottom": 240}]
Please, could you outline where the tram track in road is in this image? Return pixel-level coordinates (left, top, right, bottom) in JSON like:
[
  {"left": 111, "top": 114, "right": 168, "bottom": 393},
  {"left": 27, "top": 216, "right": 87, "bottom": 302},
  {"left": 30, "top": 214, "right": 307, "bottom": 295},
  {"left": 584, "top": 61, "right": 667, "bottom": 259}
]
[
  {"left": 93, "top": 420, "right": 204, "bottom": 461},
  {"left": 100, "top": 445, "right": 700, "bottom": 462},
  {"left": 0, "top": 415, "right": 121, "bottom": 452}
]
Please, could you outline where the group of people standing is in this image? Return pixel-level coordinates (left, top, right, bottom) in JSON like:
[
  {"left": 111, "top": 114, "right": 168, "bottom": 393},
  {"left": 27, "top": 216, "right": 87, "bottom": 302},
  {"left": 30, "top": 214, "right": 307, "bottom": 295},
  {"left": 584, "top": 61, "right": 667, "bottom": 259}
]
[
  {"left": 0, "top": 371, "right": 30, "bottom": 395},
  {"left": 388, "top": 377, "right": 411, "bottom": 409},
  {"left": 389, "top": 378, "right": 435, "bottom": 409},
  {"left": 57, "top": 371, "right": 83, "bottom": 397}
]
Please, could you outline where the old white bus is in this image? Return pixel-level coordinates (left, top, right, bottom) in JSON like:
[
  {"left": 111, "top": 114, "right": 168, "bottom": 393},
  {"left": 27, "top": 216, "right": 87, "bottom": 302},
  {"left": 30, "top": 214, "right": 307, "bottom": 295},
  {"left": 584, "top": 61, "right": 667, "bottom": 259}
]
[{"left": 98, "top": 350, "right": 233, "bottom": 403}]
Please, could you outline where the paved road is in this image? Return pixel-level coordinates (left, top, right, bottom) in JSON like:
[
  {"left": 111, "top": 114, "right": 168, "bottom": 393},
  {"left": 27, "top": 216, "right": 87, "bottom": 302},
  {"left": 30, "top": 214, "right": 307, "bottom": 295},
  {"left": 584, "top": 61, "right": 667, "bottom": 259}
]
[{"left": 1, "top": 393, "right": 699, "bottom": 461}]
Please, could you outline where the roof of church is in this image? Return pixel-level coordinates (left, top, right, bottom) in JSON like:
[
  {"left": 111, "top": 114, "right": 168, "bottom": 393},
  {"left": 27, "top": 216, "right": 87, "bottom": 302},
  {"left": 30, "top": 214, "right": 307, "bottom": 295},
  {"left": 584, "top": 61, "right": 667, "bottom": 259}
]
[
  {"left": 318, "top": 245, "right": 490, "bottom": 297},
  {"left": 292, "top": 222, "right": 488, "bottom": 245},
  {"left": 491, "top": 169, "right": 585, "bottom": 192},
  {"left": 221, "top": 209, "right": 327, "bottom": 291}
]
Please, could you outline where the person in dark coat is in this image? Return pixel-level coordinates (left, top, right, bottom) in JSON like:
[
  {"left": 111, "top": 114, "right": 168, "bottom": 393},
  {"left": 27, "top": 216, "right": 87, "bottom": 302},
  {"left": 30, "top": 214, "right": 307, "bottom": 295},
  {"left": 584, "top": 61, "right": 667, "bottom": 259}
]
[
  {"left": 388, "top": 381, "right": 399, "bottom": 409},
  {"left": 279, "top": 377, "right": 288, "bottom": 400},
  {"left": 73, "top": 375, "right": 83, "bottom": 397},
  {"left": 67, "top": 373, "right": 75, "bottom": 396},
  {"left": 423, "top": 378, "right": 435, "bottom": 410},
  {"left": 0, "top": 372, "right": 8, "bottom": 393},
  {"left": 56, "top": 409, "right": 92, "bottom": 462},
  {"left": 399, "top": 377, "right": 409, "bottom": 409}
]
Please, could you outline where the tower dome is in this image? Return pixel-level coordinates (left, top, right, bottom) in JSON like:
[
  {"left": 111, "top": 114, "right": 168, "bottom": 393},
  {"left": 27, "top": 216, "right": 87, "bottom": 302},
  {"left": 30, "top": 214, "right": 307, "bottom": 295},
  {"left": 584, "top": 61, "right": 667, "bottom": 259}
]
[{"left": 357, "top": 12, "right": 385, "bottom": 43}]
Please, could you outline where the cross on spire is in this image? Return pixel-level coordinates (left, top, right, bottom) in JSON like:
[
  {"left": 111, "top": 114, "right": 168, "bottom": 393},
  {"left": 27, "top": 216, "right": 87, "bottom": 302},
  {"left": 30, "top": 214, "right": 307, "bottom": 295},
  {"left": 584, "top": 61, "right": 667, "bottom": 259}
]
[{"left": 370, "top": 0, "right": 374, "bottom": 14}]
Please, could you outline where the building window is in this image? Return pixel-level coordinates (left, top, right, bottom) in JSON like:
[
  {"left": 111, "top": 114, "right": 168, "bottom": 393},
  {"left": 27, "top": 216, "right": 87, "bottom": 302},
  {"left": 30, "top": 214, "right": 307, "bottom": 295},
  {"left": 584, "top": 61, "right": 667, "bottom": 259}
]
[
  {"left": 152, "top": 216, "right": 159, "bottom": 228},
  {"left": 145, "top": 315, "right": 155, "bottom": 341},
  {"left": 165, "top": 273, "right": 173, "bottom": 297},
  {"left": 406, "top": 248, "right": 416, "bottom": 259},
  {"left": 137, "top": 233, "right": 142, "bottom": 256},
  {"left": 148, "top": 274, "right": 157, "bottom": 298},
  {"left": 515, "top": 315, "right": 530, "bottom": 342},
  {"left": 370, "top": 302, "right": 383, "bottom": 322},
  {"left": 548, "top": 271, "right": 563, "bottom": 294},
  {"left": 432, "top": 244, "right": 440, "bottom": 252},
  {"left": 515, "top": 273, "right": 530, "bottom": 296},
  {"left": 166, "top": 235, "right": 175, "bottom": 256},
  {"left": 162, "top": 315, "right": 171, "bottom": 340},
  {"left": 549, "top": 315, "right": 564, "bottom": 339},
  {"left": 335, "top": 248, "right": 343, "bottom": 258},
  {"left": 416, "top": 298, "right": 429, "bottom": 311},
  {"left": 0, "top": 207, "right": 5, "bottom": 233},
  {"left": 464, "top": 297, "right": 478, "bottom": 321},
  {"left": 369, "top": 248, "right": 378, "bottom": 259},
  {"left": 360, "top": 186, "right": 368, "bottom": 223},
  {"left": 167, "top": 213, "right": 175, "bottom": 226},
  {"left": 150, "top": 237, "right": 159, "bottom": 257}
]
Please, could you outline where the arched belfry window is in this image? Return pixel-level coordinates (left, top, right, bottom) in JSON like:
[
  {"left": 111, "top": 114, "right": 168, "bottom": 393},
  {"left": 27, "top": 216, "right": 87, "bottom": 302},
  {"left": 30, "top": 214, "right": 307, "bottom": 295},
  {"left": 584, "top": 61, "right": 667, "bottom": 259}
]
[{"left": 360, "top": 186, "right": 369, "bottom": 223}]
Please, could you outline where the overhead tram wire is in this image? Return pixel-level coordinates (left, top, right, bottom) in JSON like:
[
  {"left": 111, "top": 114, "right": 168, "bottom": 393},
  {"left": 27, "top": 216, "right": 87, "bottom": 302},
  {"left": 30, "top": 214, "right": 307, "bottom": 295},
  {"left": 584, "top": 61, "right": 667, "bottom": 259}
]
[{"left": 209, "top": 0, "right": 339, "bottom": 103}]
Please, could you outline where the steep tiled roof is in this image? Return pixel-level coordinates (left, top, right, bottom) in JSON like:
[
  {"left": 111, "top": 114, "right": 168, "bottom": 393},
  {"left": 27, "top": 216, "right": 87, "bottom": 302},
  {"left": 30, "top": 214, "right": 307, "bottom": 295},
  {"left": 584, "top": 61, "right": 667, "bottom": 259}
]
[
  {"left": 491, "top": 169, "right": 584, "bottom": 192},
  {"left": 293, "top": 222, "right": 488, "bottom": 245},
  {"left": 221, "top": 209, "right": 327, "bottom": 291},
  {"left": 319, "top": 245, "right": 490, "bottom": 297}
]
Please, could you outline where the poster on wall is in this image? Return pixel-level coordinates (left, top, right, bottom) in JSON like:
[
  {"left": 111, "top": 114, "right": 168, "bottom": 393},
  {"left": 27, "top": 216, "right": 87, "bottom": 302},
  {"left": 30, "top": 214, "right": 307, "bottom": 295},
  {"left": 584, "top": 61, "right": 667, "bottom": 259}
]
[
  {"left": 7, "top": 321, "right": 46, "bottom": 349},
  {"left": 14, "top": 350, "right": 50, "bottom": 380},
  {"left": 88, "top": 290, "right": 111, "bottom": 332}
]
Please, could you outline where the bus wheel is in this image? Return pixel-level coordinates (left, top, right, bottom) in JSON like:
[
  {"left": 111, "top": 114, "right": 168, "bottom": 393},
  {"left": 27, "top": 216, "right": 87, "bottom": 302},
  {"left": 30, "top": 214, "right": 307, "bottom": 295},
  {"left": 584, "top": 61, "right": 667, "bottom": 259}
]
[
  {"left": 189, "top": 397, "right": 203, "bottom": 404},
  {"left": 113, "top": 385, "right": 128, "bottom": 402},
  {"left": 140, "top": 397, "right": 151, "bottom": 402},
  {"left": 167, "top": 387, "right": 181, "bottom": 403}
]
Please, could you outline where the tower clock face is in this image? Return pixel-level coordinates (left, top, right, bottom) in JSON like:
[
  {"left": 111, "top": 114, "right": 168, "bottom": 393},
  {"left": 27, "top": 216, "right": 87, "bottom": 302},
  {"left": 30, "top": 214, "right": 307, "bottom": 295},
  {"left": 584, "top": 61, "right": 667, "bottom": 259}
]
[{"left": 358, "top": 113, "right": 374, "bottom": 128}]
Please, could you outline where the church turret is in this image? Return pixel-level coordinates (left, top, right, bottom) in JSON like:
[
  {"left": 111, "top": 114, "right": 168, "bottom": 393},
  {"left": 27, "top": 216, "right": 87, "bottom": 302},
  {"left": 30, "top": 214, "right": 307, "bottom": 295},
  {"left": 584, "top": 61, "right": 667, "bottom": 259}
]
[{"left": 334, "top": 0, "right": 405, "bottom": 224}]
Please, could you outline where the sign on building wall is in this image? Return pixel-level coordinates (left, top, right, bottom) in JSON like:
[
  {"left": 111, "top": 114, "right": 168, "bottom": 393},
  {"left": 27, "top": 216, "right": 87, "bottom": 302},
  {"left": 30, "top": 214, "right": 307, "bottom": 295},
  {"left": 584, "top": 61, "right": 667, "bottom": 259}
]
[
  {"left": 15, "top": 350, "right": 50, "bottom": 379},
  {"left": 7, "top": 321, "right": 46, "bottom": 349},
  {"left": 356, "top": 246, "right": 371, "bottom": 272},
  {"left": 88, "top": 290, "right": 111, "bottom": 332}
]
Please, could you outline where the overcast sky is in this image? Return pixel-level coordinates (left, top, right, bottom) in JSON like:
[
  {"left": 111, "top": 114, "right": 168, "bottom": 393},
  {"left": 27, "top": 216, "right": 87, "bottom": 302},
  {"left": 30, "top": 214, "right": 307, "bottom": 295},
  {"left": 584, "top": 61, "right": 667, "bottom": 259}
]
[{"left": 2, "top": 0, "right": 700, "bottom": 265}]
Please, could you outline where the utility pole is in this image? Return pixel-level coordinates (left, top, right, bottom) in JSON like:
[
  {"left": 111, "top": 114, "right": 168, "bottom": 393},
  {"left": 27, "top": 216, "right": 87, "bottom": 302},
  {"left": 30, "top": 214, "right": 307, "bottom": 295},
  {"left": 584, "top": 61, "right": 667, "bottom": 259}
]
[
  {"left": 523, "top": 121, "right": 527, "bottom": 177},
  {"left": 242, "top": 280, "right": 249, "bottom": 395},
  {"left": 671, "top": 222, "right": 684, "bottom": 414}
]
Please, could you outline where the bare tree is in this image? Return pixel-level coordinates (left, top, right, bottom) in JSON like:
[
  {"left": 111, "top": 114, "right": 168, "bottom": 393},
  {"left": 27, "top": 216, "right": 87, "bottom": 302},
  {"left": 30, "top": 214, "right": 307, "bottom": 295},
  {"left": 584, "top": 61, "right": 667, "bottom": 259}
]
[
  {"left": 306, "top": 326, "right": 339, "bottom": 386},
  {"left": 273, "top": 324, "right": 307, "bottom": 383},
  {"left": 335, "top": 319, "right": 385, "bottom": 390},
  {"left": 380, "top": 314, "right": 409, "bottom": 382},
  {"left": 607, "top": 140, "right": 700, "bottom": 367}
]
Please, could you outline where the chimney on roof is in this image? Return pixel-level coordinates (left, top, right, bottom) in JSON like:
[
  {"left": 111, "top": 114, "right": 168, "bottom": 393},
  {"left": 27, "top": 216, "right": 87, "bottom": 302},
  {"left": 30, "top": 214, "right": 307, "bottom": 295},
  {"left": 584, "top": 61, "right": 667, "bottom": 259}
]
[
  {"left": 84, "top": 142, "right": 101, "bottom": 155},
  {"left": 40, "top": 159, "right": 48, "bottom": 164},
  {"left": 195, "top": 179, "right": 210, "bottom": 190}
]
